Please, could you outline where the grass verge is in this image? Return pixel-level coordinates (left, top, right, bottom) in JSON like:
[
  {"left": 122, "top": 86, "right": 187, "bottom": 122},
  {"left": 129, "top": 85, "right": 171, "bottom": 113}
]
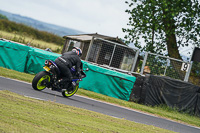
[
  {"left": 0, "top": 90, "right": 174, "bottom": 133},
  {"left": 0, "top": 67, "right": 200, "bottom": 128}
]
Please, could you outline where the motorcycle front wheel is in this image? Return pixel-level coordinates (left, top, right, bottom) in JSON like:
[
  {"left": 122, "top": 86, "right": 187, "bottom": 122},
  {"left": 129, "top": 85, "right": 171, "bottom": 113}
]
[
  {"left": 62, "top": 84, "right": 79, "bottom": 98},
  {"left": 32, "top": 71, "right": 51, "bottom": 91}
]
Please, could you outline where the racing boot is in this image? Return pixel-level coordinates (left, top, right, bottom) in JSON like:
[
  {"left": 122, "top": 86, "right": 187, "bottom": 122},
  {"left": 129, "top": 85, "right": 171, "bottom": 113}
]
[
  {"left": 72, "top": 81, "right": 76, "bottom": 88},
  {"left": 64, "top": 80, "right": 76, "bottom": 92}
]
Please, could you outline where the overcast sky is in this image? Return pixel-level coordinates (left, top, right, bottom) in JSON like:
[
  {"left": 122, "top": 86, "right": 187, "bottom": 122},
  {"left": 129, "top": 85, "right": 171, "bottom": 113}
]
[{"left": 0, "top": 0, "right": 130, "bottom": 39}]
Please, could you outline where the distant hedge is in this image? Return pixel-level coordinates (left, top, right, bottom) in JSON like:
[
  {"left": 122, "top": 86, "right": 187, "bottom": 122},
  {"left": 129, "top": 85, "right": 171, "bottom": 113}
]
[
  {"left": 0, "top": 19, "right": 64, "bottom": 45},
  {"left": 0, "top": 14, "right": 8, "bottom": 20}
]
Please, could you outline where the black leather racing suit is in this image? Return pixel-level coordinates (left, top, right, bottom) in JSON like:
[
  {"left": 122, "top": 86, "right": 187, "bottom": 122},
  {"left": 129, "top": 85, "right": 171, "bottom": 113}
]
[{"left": 55, "top": 51, "right": 81, "bottom": 88}]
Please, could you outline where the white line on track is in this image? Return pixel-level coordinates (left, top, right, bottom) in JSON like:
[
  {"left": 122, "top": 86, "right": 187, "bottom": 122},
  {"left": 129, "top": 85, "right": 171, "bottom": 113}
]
[{"left": 24, "top": 95, "right": 47, "bottom": 101}]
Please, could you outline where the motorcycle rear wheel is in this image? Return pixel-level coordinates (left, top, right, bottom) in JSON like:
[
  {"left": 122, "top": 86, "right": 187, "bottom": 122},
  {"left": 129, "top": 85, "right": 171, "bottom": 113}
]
[
  {"left": 62, "top": 85, "right": 79, "bottom": 98},
  {"left": 32, "top": 71, "right": 51, "bottom": 91}
]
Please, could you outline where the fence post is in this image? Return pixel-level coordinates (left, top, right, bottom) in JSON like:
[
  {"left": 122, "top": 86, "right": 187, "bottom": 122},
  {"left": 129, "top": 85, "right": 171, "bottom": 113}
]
[
  {"left": 184, "top": 46, "right": 196, "bottom": 82},
  {"left": 85, "top": 37, "right": 94, "bottom": 61},
  {"left": 131, "top": 49, "right": 140, "bottom": 72},
  {"left": 109, "top": 44, "right": 117, "bottom": 67},
  {"left": 164, "top": 59, "right": 170, "bottom": 76},
  {"left": 184, "top": 61, "right": 193, "bottom": 82},
  {"left": 140, "top": 52, "right": 148, "bottom": 75}
]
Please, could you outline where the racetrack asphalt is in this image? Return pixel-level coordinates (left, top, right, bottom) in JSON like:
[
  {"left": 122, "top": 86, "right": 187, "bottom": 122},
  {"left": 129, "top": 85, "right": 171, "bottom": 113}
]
[{"left": 0, "top": 76, "right": 200, "bottom": 133}]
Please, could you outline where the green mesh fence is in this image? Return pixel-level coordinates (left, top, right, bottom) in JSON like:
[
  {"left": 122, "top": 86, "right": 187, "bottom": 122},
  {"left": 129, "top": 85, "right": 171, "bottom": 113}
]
[
  {"left": 25, "top": 48, "right": 61, "bottom": 74},
  {"left": 80, "top": 61, "right": 136, "bottom": 101},
  {"left": 0, "top": 40, "right": 136, "bottom": 101},
  {"left": 0, "top": 40, "right": 31, "bottom": 72}
]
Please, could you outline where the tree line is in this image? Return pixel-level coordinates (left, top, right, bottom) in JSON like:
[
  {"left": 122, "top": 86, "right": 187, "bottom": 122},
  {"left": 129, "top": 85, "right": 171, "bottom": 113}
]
[{"left": 0, "top": 15, "right": 64, "bottom": 45}]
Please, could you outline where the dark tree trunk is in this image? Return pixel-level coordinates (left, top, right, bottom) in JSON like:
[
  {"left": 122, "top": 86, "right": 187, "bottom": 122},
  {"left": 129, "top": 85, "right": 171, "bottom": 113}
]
[
  {"left": 165, "top": 33, "right": 185, "bottom": 80},
  {"left": 163, "top": 13, "right": 185, "bottom": 79},
  {"left": 166, "top": 33, "right": 181, "bottom": 59}
]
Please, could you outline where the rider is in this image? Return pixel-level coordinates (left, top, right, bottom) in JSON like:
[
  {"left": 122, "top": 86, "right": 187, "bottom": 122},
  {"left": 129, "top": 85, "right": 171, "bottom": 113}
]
[{"left": 54, "top": 47, "right": 82, "bottom": 90}]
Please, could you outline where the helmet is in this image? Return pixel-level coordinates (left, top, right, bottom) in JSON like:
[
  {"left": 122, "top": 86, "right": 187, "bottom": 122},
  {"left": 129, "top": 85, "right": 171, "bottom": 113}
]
[{"left": 72, "top": 47, "right": 82, "bottom": 57}]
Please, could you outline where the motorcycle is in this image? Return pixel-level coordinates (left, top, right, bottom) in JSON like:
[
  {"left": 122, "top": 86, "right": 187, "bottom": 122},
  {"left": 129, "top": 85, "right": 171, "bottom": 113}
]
[{"left": 32, "top": 60, "right": 86, "bottom": 98}]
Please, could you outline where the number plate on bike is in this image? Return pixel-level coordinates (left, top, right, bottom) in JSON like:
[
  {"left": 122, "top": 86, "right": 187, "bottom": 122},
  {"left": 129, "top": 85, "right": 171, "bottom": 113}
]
[{"left": 43, "top": 66, "right": 50, "bottom": 71}]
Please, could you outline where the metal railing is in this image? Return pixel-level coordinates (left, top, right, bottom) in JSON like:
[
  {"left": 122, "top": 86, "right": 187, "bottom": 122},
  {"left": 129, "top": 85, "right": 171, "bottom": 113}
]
[
  {"left": 140, "top": 52, "right": 192, "bottom": 81},
  {"left": 66, "top": 36, "right": 195, "bottom": 83},
  {"left": 85, "top": 37, "right": 140, "bottom": 73}
]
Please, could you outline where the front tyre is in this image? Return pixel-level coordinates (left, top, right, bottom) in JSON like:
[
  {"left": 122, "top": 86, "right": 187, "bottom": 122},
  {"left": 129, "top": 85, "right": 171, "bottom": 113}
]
[
  {"left": 62, "top": 84, "right": 79, "bottom": 98},
  {"left": 32, "top": 71, "right": 51, "bottom": 91}
]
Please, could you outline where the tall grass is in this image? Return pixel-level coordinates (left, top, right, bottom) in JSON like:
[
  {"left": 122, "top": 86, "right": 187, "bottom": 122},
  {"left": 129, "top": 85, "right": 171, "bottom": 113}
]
[
  {"left": 0, "top": 30, "right": 62, "bottom": 53},
  {"left": 0, "top": 19, "right": 65, "bottom": 53},
  {"left": 0, "top": 19, "right": 64, "bottom": 45}
]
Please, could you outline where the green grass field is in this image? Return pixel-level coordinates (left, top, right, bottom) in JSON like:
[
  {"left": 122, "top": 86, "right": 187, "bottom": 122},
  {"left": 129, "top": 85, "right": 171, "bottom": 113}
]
[
  {"left": 0, "top": 30, "right": 62, "bottom": 53},
  {"left": 0, "top": 90, "right": 175, "bottom": 133},
  {"left": 0, "top": 66, "right": 200, "bottom": 130}
]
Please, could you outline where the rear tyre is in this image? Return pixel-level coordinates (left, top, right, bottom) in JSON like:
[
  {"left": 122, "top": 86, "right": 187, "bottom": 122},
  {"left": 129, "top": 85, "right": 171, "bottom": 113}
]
[
  {"left": 62, "top": 84, "right": 79, "bottom": 98},
  {"left": 32, "top": 71, "right": 51, "bottom": 91}
]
